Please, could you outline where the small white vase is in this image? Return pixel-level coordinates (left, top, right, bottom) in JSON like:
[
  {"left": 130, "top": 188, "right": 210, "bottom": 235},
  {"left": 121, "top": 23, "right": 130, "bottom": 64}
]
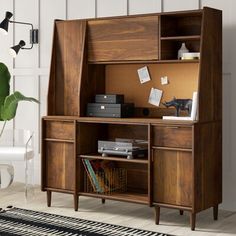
[{"left": 178, "top": 42, "right": 189, "bottom": 59}]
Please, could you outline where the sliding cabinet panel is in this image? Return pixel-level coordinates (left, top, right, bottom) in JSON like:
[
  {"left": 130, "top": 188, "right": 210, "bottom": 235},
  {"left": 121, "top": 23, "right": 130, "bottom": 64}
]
[
  {"left": 153, "top": 149, "right": 193, "bottom": 207},
  {"left": 88, "top": 15, "right": 159, "bottom": 62}
]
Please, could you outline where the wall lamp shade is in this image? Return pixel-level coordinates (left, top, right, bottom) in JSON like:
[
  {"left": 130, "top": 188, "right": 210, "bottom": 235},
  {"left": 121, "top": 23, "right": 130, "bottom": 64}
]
[
  {"left": 0, "top": 11, "right": 39, "bottom": 57},
  {"left": 0, "top": 11, "right": 13, "bottom": 35},
  {"left": 9, "top": 40, "right": 26, "bottom": 58}
]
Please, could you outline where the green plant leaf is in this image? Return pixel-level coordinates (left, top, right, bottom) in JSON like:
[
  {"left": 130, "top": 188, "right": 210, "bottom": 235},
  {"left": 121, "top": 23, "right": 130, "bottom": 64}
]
[
  {"left": 1, "top": 91, "right": 39, "bottom": 121},
  {"left": 0, "top": 62, "right": 11, "bottom": 120}
]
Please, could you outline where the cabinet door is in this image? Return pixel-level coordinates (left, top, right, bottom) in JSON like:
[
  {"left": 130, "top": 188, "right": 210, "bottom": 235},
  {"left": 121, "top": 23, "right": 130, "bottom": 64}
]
[
  {"left": 153, "top": 149, "right": 193, "bottom": 207},
  {"left": 88, "top": 15, "right": 159, "bottom": 62},
  {"left": 45, "top": 141, "right": 75, "bottom": 191},
  {"left": 42, "top": 119, "right": 76, "bottom": 191}
]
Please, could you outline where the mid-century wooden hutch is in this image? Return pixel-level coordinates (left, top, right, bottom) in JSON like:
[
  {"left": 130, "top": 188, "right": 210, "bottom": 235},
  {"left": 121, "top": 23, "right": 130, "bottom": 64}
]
[{"left": 41, "top": 7, "right": 222, "bottom": 230}]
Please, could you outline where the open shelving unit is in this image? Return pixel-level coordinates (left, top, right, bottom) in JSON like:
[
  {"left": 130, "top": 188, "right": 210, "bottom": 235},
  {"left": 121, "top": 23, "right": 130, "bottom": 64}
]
[
  {"left": 41, "top": 7, "right": 222, "bottom": 230},
  {"left": 76, "top": 121, "right": 150, "bottom": 204},
  {"left": 160, "top": 11, "right": 202, "bottom": 61}
]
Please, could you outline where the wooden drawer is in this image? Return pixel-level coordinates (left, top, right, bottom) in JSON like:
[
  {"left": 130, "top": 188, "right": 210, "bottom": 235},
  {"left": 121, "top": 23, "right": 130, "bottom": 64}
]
[
  {"left": 152, "top": 125, "right": 192, "bottom": 149},
  {"left": 45, "top": 121, "right": 74, "bottom": 140}
]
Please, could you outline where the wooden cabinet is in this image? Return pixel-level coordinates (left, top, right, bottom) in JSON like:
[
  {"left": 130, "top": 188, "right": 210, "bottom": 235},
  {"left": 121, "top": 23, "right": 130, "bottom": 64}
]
[
  {"left": 41, "top": 7, "right": 222, "bottom": 230},
  {"left": 152, "top": 125, "right": 193, "bottom": 207},
  {"left": 45, "top": 141, "right": 75, "bottom": 190},
  {"left": 153, "top": 149, "right": 192, "bottom": 207},
  {"left": 41, "top": 119, "right": 78, "bottom": 208}
]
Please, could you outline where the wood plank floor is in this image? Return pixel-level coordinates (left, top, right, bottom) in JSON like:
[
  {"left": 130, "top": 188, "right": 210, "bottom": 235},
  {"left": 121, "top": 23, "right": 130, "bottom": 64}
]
[{"left": 0, "top": 183, "right": 236, "bottom": 236}]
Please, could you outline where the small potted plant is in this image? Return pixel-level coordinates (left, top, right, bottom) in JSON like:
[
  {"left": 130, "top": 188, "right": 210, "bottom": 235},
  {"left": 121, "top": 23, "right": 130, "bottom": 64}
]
[{"left": 0, "top": 62, "right": 39, "bottom": 137}]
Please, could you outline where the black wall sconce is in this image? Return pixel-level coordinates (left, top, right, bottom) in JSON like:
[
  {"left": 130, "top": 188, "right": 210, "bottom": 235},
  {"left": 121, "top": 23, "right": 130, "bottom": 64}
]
[{"left": 0, "top": 11, "right": 39, "bottom": 57}]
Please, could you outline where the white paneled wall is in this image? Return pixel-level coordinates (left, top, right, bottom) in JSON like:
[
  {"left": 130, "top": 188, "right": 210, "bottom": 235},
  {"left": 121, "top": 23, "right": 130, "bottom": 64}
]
[
  {"left": 128, "top": 0, "right": 162, "bottom": 15},
  {"left": 97, "top": 0, "right": 127, "bottom": 17},
  {"left": 0, "top": 0, "right": 234, "bottom": 211},
  {"left": 0, "top": 0, "right": 13, "bottom": 67},
  {"left": 163, "top": 0, "right": 199, "bottom": 11},
  {"left": 40, "top": 0, "right": 66, "bottom": 68},
  {"left": 14, "top": 0, "right": 38, "bottom": 68},
  {"left": 68, "top": 0, "right": 96, "bottom": 19}
]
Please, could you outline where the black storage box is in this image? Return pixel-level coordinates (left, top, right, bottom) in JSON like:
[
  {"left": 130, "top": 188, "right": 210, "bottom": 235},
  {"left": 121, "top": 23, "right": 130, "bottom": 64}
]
[
  {"left": 95, "top": 94, "right": 124, "bottom": 104},
  {"left": 87, "top": 103, "right": 134, "bottom": 118}
]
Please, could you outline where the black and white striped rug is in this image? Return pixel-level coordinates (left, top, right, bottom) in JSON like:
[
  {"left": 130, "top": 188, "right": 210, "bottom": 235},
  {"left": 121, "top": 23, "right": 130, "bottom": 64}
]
[{"left": 0, "top": 207, "right": 172, "bottom": 236}]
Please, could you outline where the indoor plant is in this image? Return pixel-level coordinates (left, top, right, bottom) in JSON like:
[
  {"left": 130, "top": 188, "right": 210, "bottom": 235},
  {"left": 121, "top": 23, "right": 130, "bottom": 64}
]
[{"left": 0, "top": 62, "right": 39, "bottom": 138}]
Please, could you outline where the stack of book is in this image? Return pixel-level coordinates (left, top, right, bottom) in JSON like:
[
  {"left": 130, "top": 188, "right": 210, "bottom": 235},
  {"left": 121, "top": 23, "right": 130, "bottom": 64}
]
[{"left": 82, "top": 159, "right": 127, "bottom": 194}]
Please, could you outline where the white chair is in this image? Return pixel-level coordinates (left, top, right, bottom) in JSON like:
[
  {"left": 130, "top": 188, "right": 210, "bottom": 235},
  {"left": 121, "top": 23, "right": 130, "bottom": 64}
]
[{"left": 0, "top": 129, "right": 34, "bottom": 199}]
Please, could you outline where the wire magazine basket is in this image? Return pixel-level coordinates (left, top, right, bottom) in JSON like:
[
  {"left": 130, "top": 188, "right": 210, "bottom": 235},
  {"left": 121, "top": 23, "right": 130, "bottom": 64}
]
[{"left": 83, "top": 160, "right": 127, "bottom": 195}]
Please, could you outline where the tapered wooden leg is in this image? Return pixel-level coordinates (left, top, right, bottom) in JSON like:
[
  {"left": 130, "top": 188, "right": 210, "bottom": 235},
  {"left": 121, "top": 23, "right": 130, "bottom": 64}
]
[
  {"left": 179, "top": 210, "right": 184, "bottom": 215},
  {"left": 102, "top": 198, "right": 105, "bottom": 204},
  {"left": 47, "top": 191, "right": 52, "bottom": 207},
  {"left": 74, "top": 194, "right": 79, "bottom": 211},
  {"left": 213, "top": 205, "right": 218, "bottom": 220},
  {"left": 190, "top": 213, "right": 196, "bottom": 231},
  {"left": 155, "top": 206, "right": 160, "bottom": 225}
]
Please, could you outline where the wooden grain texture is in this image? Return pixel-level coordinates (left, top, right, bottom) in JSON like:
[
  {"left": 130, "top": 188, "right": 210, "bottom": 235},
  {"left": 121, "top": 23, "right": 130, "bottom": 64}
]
[
  {"left": 80, "top": 64, "right": 105, "bottom": 116},
  {"left": 47, "top": 20, "right": 58, "bottom": 115},
  {"left": 41, "top": 119, "right": 46, "bottom": 191},
  {"left": 152, "top": 125, "right": 192, "bottom": 149},
  {"left": 127, "top": 169, "right": 148, "bottom": 194},
  {"left": 198, "top": 8, "right": 222, "bottom": 122},
  {"left": 107, "top": 124, "right": 148, "bottom": 141},
  {"left": 45, "top": 120, "right": 74, "bottom": 140},
  {"left": 74, "top": 120, "right": 79, "bottom": 211},
  {"left": 88, "top": 16, "right": 159, "bottom": 62},
  {"left": 193, "top": 121, "right": 222, "bottom": 213},
  {"left": 153, "top": 149, "right": 193, "bottom": 207},
  {"left": 79, "top": 154, "right": 148, "bottom": 164},
  {"left": 45, "top": 141, "right": 75, "bottom": 191},
  {"left": 79, "top": 192, "right": 148, "bottom": 205},
  {"left": 43, "top": 116, "right": 197, "bottom": 126},
  {"left": 161, "top": 15, "right": 202, "bottom": 37},
  {"left": 115, "top": 162, "right": 148, "bottom": 196},
  {"left": 48, "top": 20, "right": 87, "bottom": 116},
  {"left": 77, "top": 123, "right": 106, "bottom": 155}
]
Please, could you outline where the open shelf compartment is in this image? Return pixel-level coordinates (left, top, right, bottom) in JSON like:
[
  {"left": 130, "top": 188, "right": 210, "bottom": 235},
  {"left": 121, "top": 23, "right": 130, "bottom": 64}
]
[
  {"left": 160, "top": 13, "right": 202, "bottom": 37},
  {"left": 77, "top": 122, "right": 149, "bottom": 201}
]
